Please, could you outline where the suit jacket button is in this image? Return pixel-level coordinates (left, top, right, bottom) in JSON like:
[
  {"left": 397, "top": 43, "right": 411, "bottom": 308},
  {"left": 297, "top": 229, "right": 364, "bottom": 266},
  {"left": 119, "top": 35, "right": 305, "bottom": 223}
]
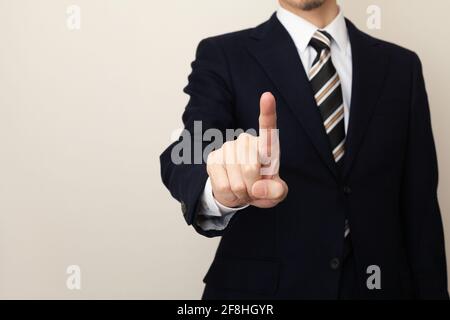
[
  {"left": 330, "top": 258, "right": 340, "bottom": 270},
  {"left": 343, "top": 186, "right": 352, "bottom": 195},
  {"left": 181, "top": 202, "right": 187, "bottom": 216}
]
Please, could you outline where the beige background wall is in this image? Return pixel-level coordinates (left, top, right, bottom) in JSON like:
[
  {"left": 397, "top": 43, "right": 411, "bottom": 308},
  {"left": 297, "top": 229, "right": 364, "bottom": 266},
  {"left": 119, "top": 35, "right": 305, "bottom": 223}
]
[{"left": 0, "top": 0, "right": 448, "bottom": 299}]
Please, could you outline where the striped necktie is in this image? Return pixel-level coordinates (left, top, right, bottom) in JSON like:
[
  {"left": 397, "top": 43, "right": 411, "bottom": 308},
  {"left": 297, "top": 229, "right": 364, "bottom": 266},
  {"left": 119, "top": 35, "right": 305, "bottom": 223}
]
[
  {"left": 308, "top": 30, "right": 346, "bottom": 164},
  {"left": 309, "top": 30, "right": 349, "bottom": 238}
]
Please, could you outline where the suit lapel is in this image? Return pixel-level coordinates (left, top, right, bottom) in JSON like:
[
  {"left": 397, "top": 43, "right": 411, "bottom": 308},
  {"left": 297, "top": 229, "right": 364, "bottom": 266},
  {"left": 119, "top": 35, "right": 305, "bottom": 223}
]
[
  {"left": 341, "top": 20, "right": 390, "bottom": 179},
  {"left": 246, "top": 14, "right": 339, "bottom": 179},
  {"left": 246, "top": 15, "right": 390, "bottom": 181}
]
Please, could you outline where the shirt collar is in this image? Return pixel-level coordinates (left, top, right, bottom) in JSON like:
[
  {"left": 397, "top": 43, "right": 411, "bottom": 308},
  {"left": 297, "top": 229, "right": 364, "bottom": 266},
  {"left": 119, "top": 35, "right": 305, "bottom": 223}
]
[{"left": 276, "top": 6, "right": 349, "bottom": 55}]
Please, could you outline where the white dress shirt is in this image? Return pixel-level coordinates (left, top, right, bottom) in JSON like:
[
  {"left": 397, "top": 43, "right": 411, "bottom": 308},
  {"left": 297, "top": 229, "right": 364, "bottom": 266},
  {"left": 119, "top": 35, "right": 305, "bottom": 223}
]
[{"left": 196, "top": 6, "right": 353, "bottom": 231}]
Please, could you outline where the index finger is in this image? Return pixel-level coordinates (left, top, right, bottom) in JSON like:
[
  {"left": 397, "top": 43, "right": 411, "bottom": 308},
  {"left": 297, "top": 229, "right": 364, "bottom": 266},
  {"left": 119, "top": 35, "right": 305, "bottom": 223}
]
[
  {"left": 259, "top": 92, "right": 277, "bottom": 131},
  {"left": 258, "top": 92, "right": 280, "bottom": 177}
]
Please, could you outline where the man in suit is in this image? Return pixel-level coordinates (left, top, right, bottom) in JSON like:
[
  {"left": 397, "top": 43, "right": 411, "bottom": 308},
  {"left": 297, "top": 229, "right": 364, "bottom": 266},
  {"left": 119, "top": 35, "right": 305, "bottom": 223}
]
[{"left": 160, "top": 0, "right": 449, "bottom": 299}]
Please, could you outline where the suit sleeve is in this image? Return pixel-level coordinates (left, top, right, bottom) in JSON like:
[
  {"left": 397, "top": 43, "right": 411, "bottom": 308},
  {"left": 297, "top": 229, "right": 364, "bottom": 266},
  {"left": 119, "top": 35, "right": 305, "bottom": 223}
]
[
  {"left": 401, "top": 53, "right": 449, "bottom": 299},
  {"left": 159, "top": 38, "right": 235, "bottom": 238}
]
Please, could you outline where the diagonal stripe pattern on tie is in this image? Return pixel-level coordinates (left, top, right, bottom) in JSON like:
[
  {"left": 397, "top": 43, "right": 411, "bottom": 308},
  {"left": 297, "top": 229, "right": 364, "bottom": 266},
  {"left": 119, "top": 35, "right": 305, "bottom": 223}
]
[
  {"left": 309, "top": 30, "right": 349, "bottom": 237},
  {"left": 309, "top": 30, "right": 346, "bottom": 163}
]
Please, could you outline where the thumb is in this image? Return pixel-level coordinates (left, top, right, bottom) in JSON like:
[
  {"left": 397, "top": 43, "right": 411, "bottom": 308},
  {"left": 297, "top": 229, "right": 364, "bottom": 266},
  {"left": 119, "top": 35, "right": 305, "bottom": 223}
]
[{"left": 251, "top": 178, "right": 287, "bottom": 201}]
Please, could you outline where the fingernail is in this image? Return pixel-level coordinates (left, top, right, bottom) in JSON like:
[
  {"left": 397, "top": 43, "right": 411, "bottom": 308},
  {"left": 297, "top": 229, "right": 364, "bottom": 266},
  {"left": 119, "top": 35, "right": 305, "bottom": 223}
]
[{"left": 252, "top": 183, "right": 267, "bottom": 198}]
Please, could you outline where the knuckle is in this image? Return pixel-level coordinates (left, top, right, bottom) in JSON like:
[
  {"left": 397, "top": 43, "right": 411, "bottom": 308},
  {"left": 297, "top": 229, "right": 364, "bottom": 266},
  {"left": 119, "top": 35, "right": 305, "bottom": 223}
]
[
  {"left": 231, "top": 182, "right": 246, "bottom": 195},
  {"left": 215, "top": 182, "right": 231, "bottom": 195},
  {"left": 207, "top": 151, "right": 222, "bottom": 166},
  {"left": 242, "top": 163, "right": 260, "bottom": 175}
]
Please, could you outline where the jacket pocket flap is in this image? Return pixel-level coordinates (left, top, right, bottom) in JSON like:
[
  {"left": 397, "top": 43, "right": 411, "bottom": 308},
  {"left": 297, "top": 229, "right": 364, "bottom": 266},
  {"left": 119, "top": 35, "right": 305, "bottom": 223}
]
[{"left": 203, "top": 257, "right": 280, "bottom": 295}]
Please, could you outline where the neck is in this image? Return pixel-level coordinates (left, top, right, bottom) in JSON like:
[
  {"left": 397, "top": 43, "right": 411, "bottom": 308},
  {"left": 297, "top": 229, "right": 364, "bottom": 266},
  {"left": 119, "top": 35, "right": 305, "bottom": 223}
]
[{"left": 279, "top": 0, "right": 339, "bottom": 29}]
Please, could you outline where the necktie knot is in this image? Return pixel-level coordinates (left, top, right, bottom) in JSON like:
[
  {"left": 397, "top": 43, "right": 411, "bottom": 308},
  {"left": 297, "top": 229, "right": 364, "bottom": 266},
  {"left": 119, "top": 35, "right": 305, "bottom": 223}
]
[{"left": 309, "top": 30, "right": 332, "bottom": 53}]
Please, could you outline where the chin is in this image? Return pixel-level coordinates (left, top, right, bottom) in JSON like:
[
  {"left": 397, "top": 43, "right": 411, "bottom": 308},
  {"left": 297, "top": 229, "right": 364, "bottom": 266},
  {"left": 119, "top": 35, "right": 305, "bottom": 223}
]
[{"left": 284, "top": 0, "right": 326, "bottom": 11}]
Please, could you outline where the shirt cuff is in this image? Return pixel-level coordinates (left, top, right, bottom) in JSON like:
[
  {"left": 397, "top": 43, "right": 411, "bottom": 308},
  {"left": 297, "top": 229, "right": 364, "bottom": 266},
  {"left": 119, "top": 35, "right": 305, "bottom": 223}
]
[{"left": 195, "top": 178, "right": 249, "bottom": 232}]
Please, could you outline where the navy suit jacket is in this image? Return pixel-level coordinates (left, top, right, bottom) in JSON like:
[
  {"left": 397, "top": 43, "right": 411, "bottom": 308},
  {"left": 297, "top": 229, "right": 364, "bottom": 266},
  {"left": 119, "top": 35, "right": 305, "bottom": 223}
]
[{"left": 160, "top": 14, "right": 449, "bottom": 299}]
